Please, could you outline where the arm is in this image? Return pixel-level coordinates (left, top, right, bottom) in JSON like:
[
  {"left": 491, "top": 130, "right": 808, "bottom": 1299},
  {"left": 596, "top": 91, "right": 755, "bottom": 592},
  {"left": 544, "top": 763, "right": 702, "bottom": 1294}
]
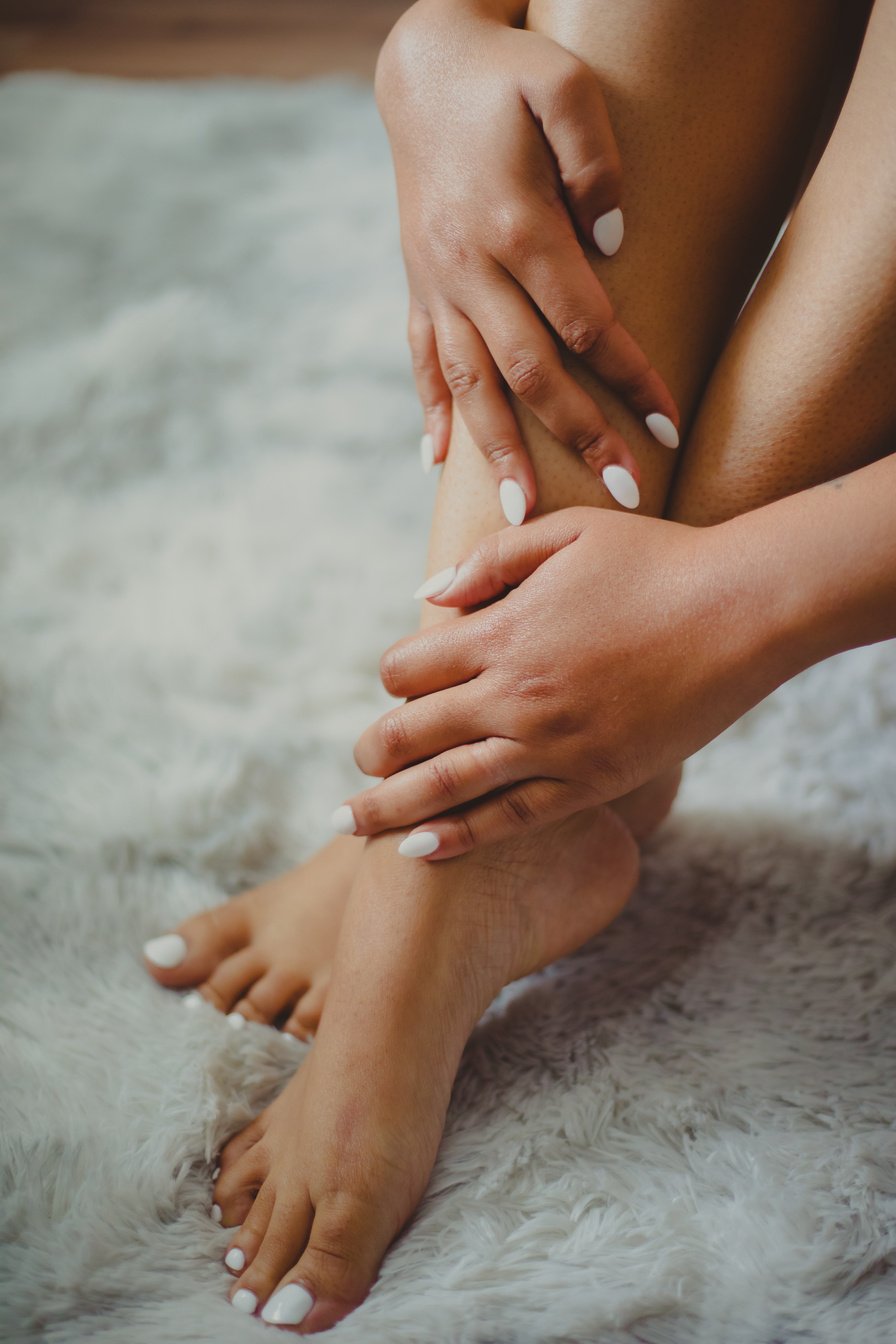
[{"left": 340, "top": 453, "right": 896, "bottom": 857}]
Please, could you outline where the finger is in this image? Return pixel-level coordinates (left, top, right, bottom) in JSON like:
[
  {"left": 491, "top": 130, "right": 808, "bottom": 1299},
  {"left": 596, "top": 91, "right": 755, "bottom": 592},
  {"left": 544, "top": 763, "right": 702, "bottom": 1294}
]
[
  {"left": 415, "top": 509, "right": 586, "bottom": 610},
  {"left": 354, "top": 683, "right": 485, "bottom": 779},
  {"left": 339, "top": 739, "right": 525, "bottom": 837},
  {"left": 408, "top": 298, "right": 452, "bottom": 467},
  {"left": 522, "top": 55, "right": 624, "bottom": 253},
  {"left": 502, "top": 227, "right": 680, "bottom": 445},
  {"left": 379, "top": 614, "right": 489, "bottom": 700},
  {"left": 396, "top": 778, "right": 585, "bottom": 861},
  {"left": 466, "top": 278, "right": 643, "bottom": 505},
  {"left": 433, "top": 306, "right": 538, "bottom": 524}
]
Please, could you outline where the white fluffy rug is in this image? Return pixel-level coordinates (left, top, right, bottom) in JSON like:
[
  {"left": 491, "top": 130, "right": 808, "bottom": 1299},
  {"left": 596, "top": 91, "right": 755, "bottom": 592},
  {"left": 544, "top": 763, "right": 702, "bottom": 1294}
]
[{"left": 1, "top": 75, "right": 895, "bottom": 1344}]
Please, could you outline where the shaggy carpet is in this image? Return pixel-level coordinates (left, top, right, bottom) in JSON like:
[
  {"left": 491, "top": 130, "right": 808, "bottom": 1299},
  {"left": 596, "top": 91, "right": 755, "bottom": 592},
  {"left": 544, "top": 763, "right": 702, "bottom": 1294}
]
[{"left": 1, "top": 74, "right": 895, "bottom": 1344}]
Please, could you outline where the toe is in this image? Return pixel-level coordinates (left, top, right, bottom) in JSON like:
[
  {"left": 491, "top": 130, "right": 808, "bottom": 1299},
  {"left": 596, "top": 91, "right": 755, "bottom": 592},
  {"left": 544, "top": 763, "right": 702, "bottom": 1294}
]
[
  {"left": 219, "top": 1115, "right": 267, "bottom": 1174},
  {"left": 261, "top": 1192, "right": 392, "bottom": 1332},
  {"left": 215, "top": 1145, "right": 267, "bottom": 1229},
  {"left": 143, "top": 903, "right": 249, "bottom": 989},
  {"left": 284, "top": 975, "right": 329, "bottom": 1041},
  {"left": 200, "top": 947, "right": 266, "bottom": 1015},
  {"left": 230, "top": 1194, "right": 313, "bottom": 1315},
  {"left": 233, "top": 969, "right": 306, "bottom": 1027}
]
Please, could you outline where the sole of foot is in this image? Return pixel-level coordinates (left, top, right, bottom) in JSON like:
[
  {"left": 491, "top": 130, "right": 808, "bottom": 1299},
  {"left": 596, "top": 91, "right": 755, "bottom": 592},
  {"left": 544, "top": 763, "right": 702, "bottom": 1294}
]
[
  {"left": 214, "top": 804, "right": 639, "bottom": 1332},
  {"left": 141, "top": 839, "right": 362, "bottom": 1039}
]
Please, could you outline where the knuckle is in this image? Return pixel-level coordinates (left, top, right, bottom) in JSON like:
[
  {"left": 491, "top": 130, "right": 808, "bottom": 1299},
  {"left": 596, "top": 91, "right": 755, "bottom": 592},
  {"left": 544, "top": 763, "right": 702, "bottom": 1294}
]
[
  {"left": 380, "top": 710, "right": 411, "bottom": 762},
  {"left": 558, "top": 315, "right": 609, "bottom": 360},
  {"left": 447, "top": 811, "right": 476, "bottom": 852},
  {"left": 379, "top": 647, "right": 404, "bottom": 697},
  {"left": 479, "top": 438, "right": 518, "bottom": 470},
  {"left": 494, "top": 207, "right": 533, "bottom": 258},
  {"left": 443, "top": 358, "right": 481, "bottom": 400},
  {"left": 505, "top": 351, "right": 549, "bottom": 401},
  {"left": 499, "top": 789, "right": 537, "bottom": 829},
  {"left": 570, "top": 423, "right": 614, "bottom": 464},
  {"left": 426, "top": 755, "right": 461, "bottom": 804}
]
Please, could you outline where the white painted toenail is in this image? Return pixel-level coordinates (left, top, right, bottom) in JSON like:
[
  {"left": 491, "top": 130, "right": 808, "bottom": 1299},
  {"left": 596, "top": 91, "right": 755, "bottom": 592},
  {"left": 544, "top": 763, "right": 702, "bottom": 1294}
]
[
  {"left": 227, "top": 1012, "right": 246, "bottom": 1030},
  {"left": 645, "top": 412, "right": 680, "bottom": 449},
  {"left": 143, "top": 933, "right": 187, "bottom": 968},
  {"left": 182, "top": 991, "right": 204, "bottom": 1008},
  {"left": 499, "top": 478, "right": 527, "bottom": 527},
  {"left": 330, "top": 804, "right": 357, "bottom": 836},
  {"left": 211, "top": 1204, "right": 222, "bottom": 1223},
  {"left": 232, "top": 1288, "right": 257, "bottom": 1314},
  {"left": 261, "top": 1283, "right": 314, "bottom": 1326},
  {"left": 212, "top": 1166, "right": 221, "bottom": 1179},
  {"left": 225, "top": 1247, "right": 246, "bottom": 1272},
  {"left": 602, "top": 465, "right": 640, "bottom": 510},
  {"left": 593, "top": 207, "right": 624, "bottom": 256},
  {"left": 398, "top": 830, "right": 440, "bottom": 858}
]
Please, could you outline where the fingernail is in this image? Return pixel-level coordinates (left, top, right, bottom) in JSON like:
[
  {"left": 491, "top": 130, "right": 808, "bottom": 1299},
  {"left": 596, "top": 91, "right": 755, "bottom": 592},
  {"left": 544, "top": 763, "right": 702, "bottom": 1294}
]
[
  {"left": 182, "top": 990, "right": 204, "bottom": 1008},
  {"left": 398, "top": 831, "right": 440, "bottom": 858},
  {"left": 602, "top": 465, "right": 640, "bottom": 510},
  {"left": 330, "top": 804, "right": 357, "bottom": 835},
  {"left": 225, "top": 1247, "right": 246, "bottom": 1272},
  {"left": 143, "top": 933, "right": 187, "bottom": 968},
  {"left": 261, "top": 1283, "right": 315, "bottom": 1326},
  {"left": 212, "top": 1165, "right": 221, "bottom": 1179},
  {"left": 499, "top": 478, "right": 527, "bottom": 527},
  {"left": 593, "top": 207, "right": 624, "bottom": 257},
  {"left": 420, "top": 432, "right": 435, "bottom": 473},
  {"left": 231, "top": 1288, "right": 258, "bottom": 1314},
  {"left": 413, "top": 565, "right": 457, "bottom": 601},
  {"left": 211, "top": 1204, "right": 223, "bottom": 1223},
  {"left": 227, "top": 1012, "right": 245, "bottom": 1030},
  {"left": 645, "top": 412, "right": 679, "bottom": 449}
]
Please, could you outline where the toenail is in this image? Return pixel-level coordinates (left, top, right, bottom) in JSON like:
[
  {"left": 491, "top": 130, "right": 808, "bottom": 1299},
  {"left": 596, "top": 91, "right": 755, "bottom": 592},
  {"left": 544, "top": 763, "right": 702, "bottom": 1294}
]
[
  {"left": 212, "top": 1165, "right": 221, "bottom": 1179},
  {"left": 261, "top": 1283, "right": 314, "bottom": 1326},
  {"left": 227, "top": 1012, "right": 246, "bottom": 1030},
  {"left": 225, "top": 1247, "right": 246, "bottom": 1272},
  {"left": 231, "top": 1288, "right": 258, "bottom": 1314},
  {"left": 183, "top": 991, "right": 204, "bottom": 1009},
  {"left": 143, "top": 933, "right": 187, "bottom": 968},
  {"left": 211, "top": 1204, "right": 223, "bottom": 1223},
  {"left": 398, "top": 830, "right": 440, "bottom": 858},
  {"left": 330, "top": 804, "right": 357, "bottom": 836}
]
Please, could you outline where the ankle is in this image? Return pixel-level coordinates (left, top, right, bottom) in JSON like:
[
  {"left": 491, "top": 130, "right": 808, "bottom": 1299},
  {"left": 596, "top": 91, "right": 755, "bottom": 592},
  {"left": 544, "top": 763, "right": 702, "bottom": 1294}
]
[{"left": 609, "top": 765, "right": 682, "bottom": 840}]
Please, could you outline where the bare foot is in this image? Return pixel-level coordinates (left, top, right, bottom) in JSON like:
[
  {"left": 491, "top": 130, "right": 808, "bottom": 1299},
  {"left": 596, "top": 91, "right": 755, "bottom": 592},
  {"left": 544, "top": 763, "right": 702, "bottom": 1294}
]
[
  {"left": 214, "top": 805, "right": 639, "bottom": 1332},
  {"left": 141, "top": 839, "right": 362, "bottom": 1039}
]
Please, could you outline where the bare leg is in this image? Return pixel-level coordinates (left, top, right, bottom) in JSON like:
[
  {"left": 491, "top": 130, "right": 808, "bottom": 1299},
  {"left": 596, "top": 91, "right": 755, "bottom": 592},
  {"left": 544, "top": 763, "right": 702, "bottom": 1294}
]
[{"left": 208, "top": 3, "right": 866, "bottom": 1334}]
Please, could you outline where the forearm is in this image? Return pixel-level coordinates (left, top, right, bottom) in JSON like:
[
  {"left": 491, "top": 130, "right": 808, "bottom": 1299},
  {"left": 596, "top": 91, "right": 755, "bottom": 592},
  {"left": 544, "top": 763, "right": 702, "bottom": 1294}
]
[{"left": 717, "top": 454, "right": 896, "bottom": 693}]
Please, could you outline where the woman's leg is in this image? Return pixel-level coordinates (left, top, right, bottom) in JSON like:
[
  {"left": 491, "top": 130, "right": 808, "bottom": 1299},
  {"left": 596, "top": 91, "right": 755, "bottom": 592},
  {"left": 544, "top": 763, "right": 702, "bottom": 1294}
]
[{"left": 209, "top": 3, "right": 854, "bottom": 1332}]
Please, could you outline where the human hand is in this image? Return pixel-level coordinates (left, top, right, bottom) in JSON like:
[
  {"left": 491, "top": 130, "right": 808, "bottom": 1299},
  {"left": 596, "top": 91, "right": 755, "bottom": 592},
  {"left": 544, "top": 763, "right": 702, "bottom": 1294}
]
[
  {"left": 375, "top": 0, "right": 680, "bottom": 522},
  {"left": 336, "top": 508, "right": 789, "bottom": 857}
]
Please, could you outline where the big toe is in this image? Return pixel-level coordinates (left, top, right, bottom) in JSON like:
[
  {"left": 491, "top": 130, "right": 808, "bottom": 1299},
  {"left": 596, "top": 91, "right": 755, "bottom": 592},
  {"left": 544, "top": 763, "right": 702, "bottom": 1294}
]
[
  {"left": 142, "top": 903, "right": 250, "bottom": 990},
  {"left": 232, "top": 1191, "right": 394, "bottom": 1333}
]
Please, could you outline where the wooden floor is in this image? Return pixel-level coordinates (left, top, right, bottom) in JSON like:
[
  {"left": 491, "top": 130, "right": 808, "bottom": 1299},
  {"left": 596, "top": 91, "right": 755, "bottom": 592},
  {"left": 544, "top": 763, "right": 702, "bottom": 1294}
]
[{"left": 0, "top": 1, "right": 411, "bottom": 80}]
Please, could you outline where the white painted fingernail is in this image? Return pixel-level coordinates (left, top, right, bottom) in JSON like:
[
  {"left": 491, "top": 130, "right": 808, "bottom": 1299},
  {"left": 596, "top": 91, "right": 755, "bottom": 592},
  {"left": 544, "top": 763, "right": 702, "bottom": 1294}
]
[
  {"left": 261, "top": 1283, "right": 315, "bottom": 1326},
  {"left": 232, "top": 1288, "right": 257, "bottom": 1314},
  {"left": 420, "top": 432, "right": 435, "bottom": 473},
  {"left": 225, "top": 1247, "right": 246, "bottom": 1272},
  {"left": 499, "top": 478, "right": 527, "bottom": 527},
  {"left": 227, "top": 1012, "right": 245, "bottom": 1030},
  {"left": 211, "top": 1204, "right": 223, "bottom": 1223},
  {"left": 143, "top": 933, "right": 187, "bottom": 968},
  {"left": 602, "top": 464, "right": 640, "bottom": 510},
  {"left": 593, "top": 207, "right": 624, "bottom": 257},
  {"left": 398, "top": 831, "right": 440, "bottom": 858},
  {"left": 330, "top": 804, "right": 357, "bottom": 835},
  {"left": 212, "top": 1165, "right": 221, "bottom": 1179},
  {"left": 645, "top": 412, "right": 679, "bottom": 449},
  {"left": 414, "top": 565, "right": 457, "bottom": 601}
]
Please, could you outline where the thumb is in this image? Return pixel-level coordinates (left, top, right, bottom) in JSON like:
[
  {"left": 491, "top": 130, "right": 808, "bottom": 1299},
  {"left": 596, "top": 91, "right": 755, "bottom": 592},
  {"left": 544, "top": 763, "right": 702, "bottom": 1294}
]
[
  {"left": 523, "top": 55, "right": 624, "bottom": 255},
  {"left": 417, "top": 510, "right": 586, "bottom": 609}
]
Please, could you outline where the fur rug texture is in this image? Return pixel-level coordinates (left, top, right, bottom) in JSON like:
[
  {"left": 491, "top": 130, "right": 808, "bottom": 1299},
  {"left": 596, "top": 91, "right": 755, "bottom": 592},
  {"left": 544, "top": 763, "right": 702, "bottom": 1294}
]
[{"left": 1, "top": 75, "right": 895, "bottom": 1344}]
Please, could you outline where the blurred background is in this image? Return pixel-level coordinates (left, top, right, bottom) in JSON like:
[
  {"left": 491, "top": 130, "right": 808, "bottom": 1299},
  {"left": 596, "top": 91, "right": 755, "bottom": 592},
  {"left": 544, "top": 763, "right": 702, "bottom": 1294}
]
[{"left": 0, "top": 1, "right": 412, "bottom": 80}]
